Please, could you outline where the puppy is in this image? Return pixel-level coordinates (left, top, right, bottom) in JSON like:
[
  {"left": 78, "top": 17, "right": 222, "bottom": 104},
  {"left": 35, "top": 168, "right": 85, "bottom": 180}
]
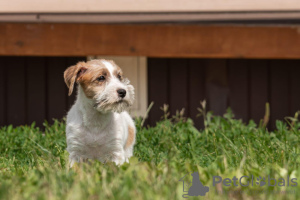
[{"left": 63, "top": 59, "right": 136, "bottom": 167}]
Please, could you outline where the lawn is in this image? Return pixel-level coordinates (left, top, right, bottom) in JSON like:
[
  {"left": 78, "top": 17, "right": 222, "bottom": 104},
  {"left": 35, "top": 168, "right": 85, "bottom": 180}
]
[{"left": 0, "top": 106, "right": 300, "bottom": 200}]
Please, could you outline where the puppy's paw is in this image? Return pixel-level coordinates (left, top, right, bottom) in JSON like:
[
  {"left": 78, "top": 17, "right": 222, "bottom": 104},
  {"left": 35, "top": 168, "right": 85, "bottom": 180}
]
[{"left": 112, "top": 156, "right": 126, "bottom": 166}]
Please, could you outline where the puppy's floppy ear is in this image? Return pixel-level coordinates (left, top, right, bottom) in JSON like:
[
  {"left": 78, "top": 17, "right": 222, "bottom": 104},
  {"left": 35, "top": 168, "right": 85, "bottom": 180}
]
[{"left": 64, "top": 62, "right": 87, "bottom": 96}]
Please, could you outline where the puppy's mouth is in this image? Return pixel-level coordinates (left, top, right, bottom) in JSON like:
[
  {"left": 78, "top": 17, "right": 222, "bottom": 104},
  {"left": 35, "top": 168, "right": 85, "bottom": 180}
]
[
  {"left": 116, "top": 98, "right": 125, "bottom": 103},
  {"left": 113, "top": 99, "right": 130, "bottom": 107},
  {"left": 93, "top": 98, "right": 130, "bottom": 110}
]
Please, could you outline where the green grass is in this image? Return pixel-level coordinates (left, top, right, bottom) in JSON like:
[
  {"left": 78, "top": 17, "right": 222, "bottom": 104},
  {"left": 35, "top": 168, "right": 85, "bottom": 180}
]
[{"left": 1, "top": 108, "right": 300, "bottom": 200}]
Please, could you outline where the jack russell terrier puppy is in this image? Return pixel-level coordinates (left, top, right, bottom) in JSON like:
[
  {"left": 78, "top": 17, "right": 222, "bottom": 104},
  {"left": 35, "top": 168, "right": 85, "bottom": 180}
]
[{"left": 64, "top": 59, "right": 136, "bottom": 167}]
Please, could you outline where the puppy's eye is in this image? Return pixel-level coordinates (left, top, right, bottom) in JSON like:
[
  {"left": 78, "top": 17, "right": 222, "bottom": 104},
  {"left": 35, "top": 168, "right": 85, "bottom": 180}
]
[
  {"left": 97, "top": 76, "right": 105, "bottom": 81},
  {"left": 117, "top": 74, "right": 122, "bottom": 80}
]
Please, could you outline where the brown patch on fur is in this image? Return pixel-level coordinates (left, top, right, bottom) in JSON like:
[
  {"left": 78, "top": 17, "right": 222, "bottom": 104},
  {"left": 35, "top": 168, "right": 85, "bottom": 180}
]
[
  {"left": 125, "top": 126, "right": 135, "bottom": 149},
  {"left": 79, "top": 66, "right": 110, "bottom": 99},
  {"left": 114, "top": 67, "right": 123, "bottom": 80}
]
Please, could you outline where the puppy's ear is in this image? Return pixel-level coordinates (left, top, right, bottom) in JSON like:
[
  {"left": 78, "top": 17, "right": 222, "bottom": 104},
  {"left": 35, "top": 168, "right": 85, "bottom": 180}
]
[{"left": 64, "top": 62, "right": 87, "bottom": 96}]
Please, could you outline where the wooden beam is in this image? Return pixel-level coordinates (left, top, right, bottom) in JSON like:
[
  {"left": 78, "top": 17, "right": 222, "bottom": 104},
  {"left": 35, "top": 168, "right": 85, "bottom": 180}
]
[
  {"left": 2, "top": 12, "right": 300, "bottom": 23},
  {"left": 1, "top": 23, "right": 300, "bottom": 59}
]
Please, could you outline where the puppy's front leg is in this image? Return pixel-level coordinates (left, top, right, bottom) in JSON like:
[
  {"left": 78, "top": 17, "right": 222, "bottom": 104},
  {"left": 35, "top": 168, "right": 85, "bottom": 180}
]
[{"left": 111, "top": 148, "right": 126, "bottom": 166}]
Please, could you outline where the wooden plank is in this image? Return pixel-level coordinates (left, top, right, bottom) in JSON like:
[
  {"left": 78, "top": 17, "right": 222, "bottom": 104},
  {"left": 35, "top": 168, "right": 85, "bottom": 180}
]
[
  {"left": 0, "top": 57, "right": 7, "bottom": 126},
  {"left": 147, "top": 58, "right": 168, "bottom": 126},
  {"left": 188, "top": 59, "right": 205, "bottom": 129},
  {"left": 270, "top": 60, "right": 289, "bottom": 130},
  {"left": 289, "top": 60, "right": 300, "bottom": 115},
  {"left": 7, "top": 57, "right": 26, "bottom": 126},
  {"left": 249, "top": 60, "right": 269, "bottom": 125},
  {"left": 1, "top": 24, "right": 300, "bottom": 59},
  {"left": 228, "top": 59, "right": 249, "bottom": 122},
  {"left": 46, "top": 57, "right": 68, "bottom": 123},
  {"left": 1, "top": 0, "right": 300, "bottom": 13},
  {"left": 205, "top": 59, "right": 228, "bottom": 116},
  {"left": 169, "top": 59, "right": 188, "bottom": 117},
  {"left": 26, "top": 57, "right": 46, "bottom": 127}
]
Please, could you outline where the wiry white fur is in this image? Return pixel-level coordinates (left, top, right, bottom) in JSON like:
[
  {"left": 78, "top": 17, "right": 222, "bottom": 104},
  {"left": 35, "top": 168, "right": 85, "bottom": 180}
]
[{"left": 65, "top": 60, "right": 136, "bottom": 167}]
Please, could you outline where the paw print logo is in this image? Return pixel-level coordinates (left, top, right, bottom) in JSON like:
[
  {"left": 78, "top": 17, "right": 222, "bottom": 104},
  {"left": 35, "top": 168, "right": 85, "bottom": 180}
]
[
  {"left": 256, "top": 176, "right": 266, "bottom": 186},
  {"left": 179, "top": 172, "right": 210, "bottom": 198}
]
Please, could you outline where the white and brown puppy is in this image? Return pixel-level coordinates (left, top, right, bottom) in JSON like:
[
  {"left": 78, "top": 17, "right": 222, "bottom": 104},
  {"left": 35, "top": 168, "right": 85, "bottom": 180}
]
[{"left": 64, "top": 59, "right": 135, "bottom": 167}]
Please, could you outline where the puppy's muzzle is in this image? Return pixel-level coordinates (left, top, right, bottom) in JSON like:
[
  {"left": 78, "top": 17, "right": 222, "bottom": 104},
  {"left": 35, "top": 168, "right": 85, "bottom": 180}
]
[{"left": 117, "top": 89, "right": 126, "bottom": 98}]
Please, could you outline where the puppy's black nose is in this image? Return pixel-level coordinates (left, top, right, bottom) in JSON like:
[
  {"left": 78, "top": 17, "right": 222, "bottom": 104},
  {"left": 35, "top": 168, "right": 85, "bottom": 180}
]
[{"left": 117, "top": 89, "right": 126, "bottom": 98}]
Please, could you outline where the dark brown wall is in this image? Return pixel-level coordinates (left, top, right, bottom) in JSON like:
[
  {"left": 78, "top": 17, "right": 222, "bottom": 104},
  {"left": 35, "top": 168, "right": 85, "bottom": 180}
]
[
  {"left": 148, "top": 58, "right": 300, "bottom": 129},
  {"left": 0, "top": 56, "right": 86, "bottom": 127},
  {"left": 1, "top": 56, "right": 300, "bottom": 130}
]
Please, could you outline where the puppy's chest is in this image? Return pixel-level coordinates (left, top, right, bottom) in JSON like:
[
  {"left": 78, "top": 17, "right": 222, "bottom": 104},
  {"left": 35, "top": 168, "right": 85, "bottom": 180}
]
[{"left": 80, "top": 126, "right": 123, "bottom": 148}]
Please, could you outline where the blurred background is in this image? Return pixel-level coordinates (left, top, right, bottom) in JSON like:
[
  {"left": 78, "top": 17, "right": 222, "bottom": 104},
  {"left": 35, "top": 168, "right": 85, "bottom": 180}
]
[{"left": 1, "top": 0, "right": 300, "bottom": 129}]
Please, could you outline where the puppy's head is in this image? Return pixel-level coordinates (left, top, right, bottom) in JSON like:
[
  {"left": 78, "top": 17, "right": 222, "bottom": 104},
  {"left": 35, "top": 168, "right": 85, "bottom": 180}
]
[{"left": 64, "top": 59, "right": 134, "bottom": 113}]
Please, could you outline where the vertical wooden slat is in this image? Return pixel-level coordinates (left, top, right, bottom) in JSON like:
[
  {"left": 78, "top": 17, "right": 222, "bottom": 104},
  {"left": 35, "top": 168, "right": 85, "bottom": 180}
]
[
  {"left": 249, "top": 60, "right": 269, "bottom": 125},
  {"left": 148, "top": 58, "right": 169, "bottom": 126},
  {"left": 7, "top": 57, "right": 26, "bottom": 126},
  {"left": 47, "top": 57, "right": 68, "bottom": 123},
  {"left": 228, "top": 59, "right": 249, "bottom": 122},
  {"left": 289, "top": 60, "right": 300, "bottom": 115},
  {"left": 169, "top": 59, "right": 188, "bottom": 116},
  {"left": 270, "top": 60, "right": 289, "bottom": 130},
  {"left": 0, "top": 57, "right": 7, "bottom": 126},
  {"left": 205, "top": 59, "right": 228, "bottom": 116},
  {"left": 26, "top": 57, "right": 46, "bottom": 127},
  {"left": 188, "top": 59, "right": 206, "bottom": 129}
]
